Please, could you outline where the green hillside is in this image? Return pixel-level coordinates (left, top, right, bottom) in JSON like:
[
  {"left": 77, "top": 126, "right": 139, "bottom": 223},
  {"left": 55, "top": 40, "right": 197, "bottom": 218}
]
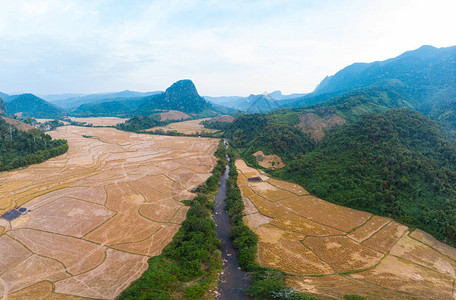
[
  {"left": 275, "top": 109, "right": 456, "bottom": 245},
  {"left": 0, "top": 118, "right": 68, "bottom": 171},
  {"left": 226, "top": 114, "right": 315, "bottom": 161},
  {"left": 5, "top": 94, "right": 64, "bottom": 118}
]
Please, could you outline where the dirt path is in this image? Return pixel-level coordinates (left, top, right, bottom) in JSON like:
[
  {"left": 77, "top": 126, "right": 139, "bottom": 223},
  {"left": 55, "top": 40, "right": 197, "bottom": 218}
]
[
  {"left": 0, "top": 126, "right": 218, "bottom": 299},
  {"left": 236, "top": 159, "right": 456, "bottom": 300}
]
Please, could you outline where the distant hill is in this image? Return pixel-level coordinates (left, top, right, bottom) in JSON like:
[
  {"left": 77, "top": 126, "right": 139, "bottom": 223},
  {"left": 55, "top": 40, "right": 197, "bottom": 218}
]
[
  {"left": 69, "top": 80, "right": 217, "bottom": 118},
  {"left": 70, "top": 98, "right": 144, "bottom": 117},
  {"left": 205, "top": 90, "right": 306, "bottom": 112},
  {"left": 47, "top": 90, "right": 162, "bottom": 109},
  {"left": 0, "top": 97, "right": 6, "bottom": 116},
  {"left": 0, "top": 92, "right": 9, "bottom": 101},
  {"left": 289, "top": 45, "right": 456, "bottom": 110},
  {"left": 276, "top": 109, "right": 456, "bottom": 245},
  {"left": 5, "top": 94, "right": 64, "bottom": 118},
  {"left": 137, "top": 80, "right": 214, "bottom": 115}
]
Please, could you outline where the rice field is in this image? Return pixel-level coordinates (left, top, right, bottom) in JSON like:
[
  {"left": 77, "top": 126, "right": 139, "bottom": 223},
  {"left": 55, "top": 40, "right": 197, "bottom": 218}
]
[
  {"left": 236, "top": 159, "right": 456, "bottom": 299},
  {"left": 0, "top": 124, "right": 218, "bottom": 299}
]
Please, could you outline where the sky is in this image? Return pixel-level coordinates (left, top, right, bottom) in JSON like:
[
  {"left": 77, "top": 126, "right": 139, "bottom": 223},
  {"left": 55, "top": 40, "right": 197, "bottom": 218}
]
[{"left": 0, "top": 0, "right": 455, "bottom": 97}]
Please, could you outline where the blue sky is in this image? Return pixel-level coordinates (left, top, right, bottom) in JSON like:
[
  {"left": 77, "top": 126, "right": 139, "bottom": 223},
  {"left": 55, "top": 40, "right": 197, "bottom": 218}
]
[{"left": 0, "top": 0, "right": 455, "bottom": 96}]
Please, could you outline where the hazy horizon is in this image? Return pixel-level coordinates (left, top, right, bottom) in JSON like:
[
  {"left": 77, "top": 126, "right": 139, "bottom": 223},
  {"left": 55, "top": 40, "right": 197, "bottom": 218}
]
[{"left": 1, "top": 0, "right": 455, "bottom": 97}]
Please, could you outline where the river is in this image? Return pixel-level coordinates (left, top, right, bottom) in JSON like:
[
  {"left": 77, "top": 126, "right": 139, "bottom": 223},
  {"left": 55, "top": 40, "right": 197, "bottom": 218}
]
[{"left": 213, "top": 155, "right": 252, "bottom": 299}]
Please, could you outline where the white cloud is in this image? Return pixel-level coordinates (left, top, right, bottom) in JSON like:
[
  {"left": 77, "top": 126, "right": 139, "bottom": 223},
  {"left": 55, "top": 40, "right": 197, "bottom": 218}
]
[{"left": 0, "top": 0, "right": 455, "bottom": 96}]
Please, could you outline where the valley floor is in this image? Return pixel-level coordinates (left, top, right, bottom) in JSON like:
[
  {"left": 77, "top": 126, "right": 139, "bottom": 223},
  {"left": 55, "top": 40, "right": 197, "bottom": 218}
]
[
  {"left": 236, "top": 159, "right": 456, "bottom": 299},
  {"left": 0, "top": 125, "right": 218, "bottom": 299}
]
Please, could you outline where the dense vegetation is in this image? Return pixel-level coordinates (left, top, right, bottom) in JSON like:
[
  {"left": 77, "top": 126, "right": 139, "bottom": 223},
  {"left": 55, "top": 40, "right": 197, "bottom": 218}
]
[
  {"left": 119, "top": 142, "right": 227, "bottom": 299},
  {"left": 70, "top": 99, "right": 142, "bottom": 117},
  {"left": 274, "top": 109, "right": 456, "bottom": 245},
  {"left": 5, "top": 94, "right": 64, "bottom": 118},
  {"left": 116, "top": 115, "right": 165, "bottom": 131},
  {"left": 225, "top": 114, "right": 315, "bottom": 161},
  {"left": 225, "top": 148, "right": 319, "bottom": 300},
  {"left": 0, "top": 118, "right": 68, "bottom": 171}
]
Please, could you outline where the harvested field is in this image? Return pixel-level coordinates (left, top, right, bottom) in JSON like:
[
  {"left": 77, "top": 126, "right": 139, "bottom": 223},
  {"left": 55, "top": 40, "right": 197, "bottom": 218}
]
[
  {"left": 68, "top": 117, "right": 128, "bottom": 126},
  {"left": 348, "top": 216, "right": 391, "bottom": 243},
  {"left": 256, "top": 224, "right": 333, "bottom": 275},
  {"left": 236, "top": 159, "right": 456, "bottom": 299},
  {"left": 350, "top": 255, "right": 455, "bottom": 299},
  {"left": 362, "top": 221, "right": 408, "bottom": 253},
  {"left": 390, "top": 234, "right": 456, "bottom": 277},
  {"left": 0, "top": 125, "right": 218, "bottom": 299},
  {"left": 146, "top": 118, "right": 219, "bottom": 134},
  {"left": 287, "top": 275, "right": 426, "bottom": 300},
  {"left": 304, "top": 236, "right": 384, "bottom": 273},
  {"left": 157, "top": 110, "right": 190, "bottom": 121},
  {"left": 279, "top": 195, "right": 371, "bottom": 232},
  {"left": 410, "top": 229, "right": 456, "bottom": 260}
]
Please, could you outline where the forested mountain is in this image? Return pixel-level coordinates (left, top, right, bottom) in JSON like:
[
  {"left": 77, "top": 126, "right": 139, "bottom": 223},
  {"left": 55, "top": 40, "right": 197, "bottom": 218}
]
[
  {"left": 275, "top": 109, "right": 456, "bottom": 245},
  {"left": 5, "top": 94, "right": 64, "bottom": 118},
  {"left": 0, "top": 118, "right": 68, "bottom": 171},
  {"left": 288, "top": 45, "right": 456, "bottom": 110},
  {"left": 0, "top": 98, "right": 6, "bottom": 116},
  {"left": 137, "top": 80, "right": 213, "bottom": 115}
]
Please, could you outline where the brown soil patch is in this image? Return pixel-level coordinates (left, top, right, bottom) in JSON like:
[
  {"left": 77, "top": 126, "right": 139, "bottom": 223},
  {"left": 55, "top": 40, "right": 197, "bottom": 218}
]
[
  {"left": 362, "top": 221, "right": 408, "bottom": 253},
  {"left": 253, "top": 151, "right": 285, "bottom": 169},
  {"left": 210, "top": 115, "right": 234, "bottom": 123},
  {"left": 158, "top": 110, "right": 190, "bottom": 121},
  {"left": 236, "top": 158, "right": 456, "bottom": 299},
  {"left": 0, "top": 116, "right": 34, "bottom": 131},
  {"left": 68, "top": 117, "right": 128, "bottom": 126},
  {"left": 297, "top": 112, "right": 345, "bottom": 141},
  {"left": 244, "top": 213, "right": 273, "bottom": 228},
  {"left": 147, "top": 118, "right": 219, "bottom": 135},
  {"left": 249, "top": 181, "right": 295, "bottom": 201},
  {"left": 0, "top": 125, "right": 218, "bottom": 298},
  {"left": 242, "top": 197, "right": 259, "bottom": 215}
]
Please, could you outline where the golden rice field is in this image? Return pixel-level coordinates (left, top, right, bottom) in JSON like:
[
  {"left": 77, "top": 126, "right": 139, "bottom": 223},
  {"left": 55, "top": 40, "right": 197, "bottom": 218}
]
[
  {"left": 146, "top": 118, "right": 219, "bottom": 135},
  {"left": 236, "top": 159, "right": 456, "bottom": 299},
  {"left": 0, "top": 122, "right": 218, "bottom": 299}
]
